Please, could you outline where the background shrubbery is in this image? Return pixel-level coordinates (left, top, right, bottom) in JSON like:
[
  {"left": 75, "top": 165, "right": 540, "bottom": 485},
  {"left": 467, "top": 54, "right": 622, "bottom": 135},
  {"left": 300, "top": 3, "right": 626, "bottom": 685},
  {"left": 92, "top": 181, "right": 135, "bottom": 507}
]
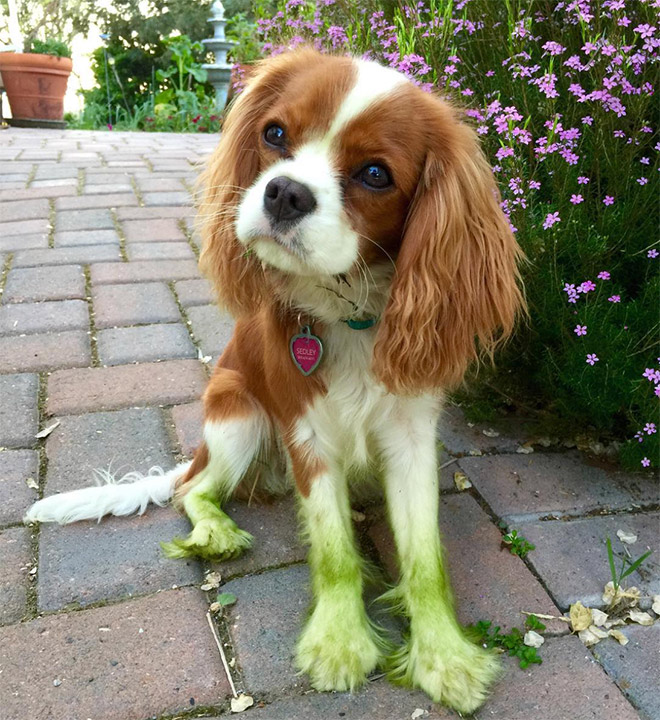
[{"left": 249, "top": 0, "right": 658, "bottom": 469}]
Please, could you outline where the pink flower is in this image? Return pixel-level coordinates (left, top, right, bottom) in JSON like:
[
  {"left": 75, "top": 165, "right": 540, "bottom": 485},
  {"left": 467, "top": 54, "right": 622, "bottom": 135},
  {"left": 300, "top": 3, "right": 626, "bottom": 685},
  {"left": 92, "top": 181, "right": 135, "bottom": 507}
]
[
  {"left": 643, "top": 368, "right": 660, "bottom": 384},
  {"left": 598, "top": 271, "right": 611, "bottom": 279},
  {"left": 641, "top": 457, "right": 651, "bottom": 467},
  {"left": 578, "top": 280, "right": 596, "bottom": 293},
  {"left": 656, "top": 386, "right": 660, "bottom": 398},
  {"left": 574, "top": 325, "right": 587, "bottom": 336},
  {"left": 643, "top": 423, "right": 657, "bottom": 435},
  {"left": 543, "top": 212, "right": 561, "bottom": 229},
  {"left": 577, "top": 176, "right": 590, "bottom": 184},
  {"left": 640, "top": 157, "right": 650, "bottom": 165},
  {"left": 570, "top": 194, "right": 584, "bottom": 204},
  {"left": 603, "top": 195, "right": 615, "bottom": 205},
  {"left": 637, "top": 177, "right": 649, "bottom": 185},
  {"left": 586, "top": 354, "right": 599, "bottom": 365},
  {"left": 608, "top": 295, "right": 621, "bottom": 303},
  {"left": 648, "top": 250, "right": 659, "bottom": 258}
]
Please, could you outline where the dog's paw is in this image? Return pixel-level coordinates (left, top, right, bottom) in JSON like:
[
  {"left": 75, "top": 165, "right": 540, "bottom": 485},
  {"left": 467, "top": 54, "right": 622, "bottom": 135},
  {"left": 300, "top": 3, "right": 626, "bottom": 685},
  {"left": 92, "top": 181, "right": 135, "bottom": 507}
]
[
  {"left": 161, "top": 518, "right": 253, "bottom": 560},
  {"left": 296, "top": 606, "right": 383, "bottom": 692},
  {"left": 389, "top": 632, "right": 500, "bottom": 714}
]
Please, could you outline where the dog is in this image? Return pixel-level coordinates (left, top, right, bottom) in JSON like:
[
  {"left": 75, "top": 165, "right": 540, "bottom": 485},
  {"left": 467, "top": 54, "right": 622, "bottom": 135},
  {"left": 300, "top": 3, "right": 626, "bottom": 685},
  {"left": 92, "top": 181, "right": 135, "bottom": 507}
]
[{"left": 25, "top": 49, "right": 524, "bottom": 713}]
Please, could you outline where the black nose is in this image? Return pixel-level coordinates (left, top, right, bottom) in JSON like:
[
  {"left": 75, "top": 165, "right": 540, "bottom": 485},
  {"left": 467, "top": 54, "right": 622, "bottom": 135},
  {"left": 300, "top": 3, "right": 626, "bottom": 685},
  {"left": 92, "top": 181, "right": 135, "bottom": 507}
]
[{"left": 263, "top": 176, "right": 317, "bottom": 226}]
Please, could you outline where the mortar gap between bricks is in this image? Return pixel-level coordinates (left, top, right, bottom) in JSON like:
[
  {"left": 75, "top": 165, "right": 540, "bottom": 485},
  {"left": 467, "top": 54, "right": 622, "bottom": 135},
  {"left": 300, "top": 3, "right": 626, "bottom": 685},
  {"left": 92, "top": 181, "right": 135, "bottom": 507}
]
[
  {"left": 83, "top": 266, "right": 101, "bottom": 367},
  {"left": 0, "top": 253, "right": 14, "bottom": 298},
  {"left": 208, "top": 601, "right": 248, "bottom": 696},
  {"left": 25, "top": 164, "right": 37, "bottom": 188},
  {"left": 178, "top": 217, "right": 200, "bottom": 260},
  {"left": 130, "top": 175, "right": 145, "bottom": 207},
  {"left": 77, "top": 168, "right": 85, "bottom": 196},
  {"left": 144, "top": 155, "right": 154, "bottom": 172},
  {"left": 47, "top": 199, "right": 56, "bottom": 248},
  {"left": 110, "top": 208, "right": 129, "bottom": 261},
  {"left": 167, "top": 281, "right": 210, "bottom": 376},
  {"left": 162, "top": 406, "right": 191, "bottom": 464}
]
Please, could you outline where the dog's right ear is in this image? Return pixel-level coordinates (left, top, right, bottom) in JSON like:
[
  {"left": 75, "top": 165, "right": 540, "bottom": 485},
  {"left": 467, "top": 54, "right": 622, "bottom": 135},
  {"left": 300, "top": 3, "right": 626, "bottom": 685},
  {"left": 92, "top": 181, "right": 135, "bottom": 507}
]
[{"left": 198, "top": 70, "right": 272, "bottom": 316}]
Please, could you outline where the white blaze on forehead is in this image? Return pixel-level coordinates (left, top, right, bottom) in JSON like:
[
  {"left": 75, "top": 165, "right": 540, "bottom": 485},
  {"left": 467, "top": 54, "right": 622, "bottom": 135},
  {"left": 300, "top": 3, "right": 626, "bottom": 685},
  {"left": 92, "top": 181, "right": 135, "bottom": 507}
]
[{"left": 327, "top": 59, "right": 408, "bottom": 141}]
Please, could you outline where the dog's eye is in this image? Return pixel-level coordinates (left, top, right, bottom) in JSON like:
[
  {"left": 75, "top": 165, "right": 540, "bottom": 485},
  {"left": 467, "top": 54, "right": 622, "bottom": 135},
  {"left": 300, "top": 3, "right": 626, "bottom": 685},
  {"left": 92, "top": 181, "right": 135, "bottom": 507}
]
[
  {"left": 357, "top": 164, "right": 392, "bottom": 190},
  {"left": 264, "top": 124, "right": 286, "bottom": 149}
]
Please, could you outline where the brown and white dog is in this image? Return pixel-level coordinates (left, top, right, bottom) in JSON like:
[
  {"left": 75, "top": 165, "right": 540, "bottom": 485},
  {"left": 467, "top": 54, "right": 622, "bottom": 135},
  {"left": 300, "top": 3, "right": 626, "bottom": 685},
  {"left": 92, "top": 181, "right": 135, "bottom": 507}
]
[{"left": 26, "top": 50, "right": 524, "bottom": 713}]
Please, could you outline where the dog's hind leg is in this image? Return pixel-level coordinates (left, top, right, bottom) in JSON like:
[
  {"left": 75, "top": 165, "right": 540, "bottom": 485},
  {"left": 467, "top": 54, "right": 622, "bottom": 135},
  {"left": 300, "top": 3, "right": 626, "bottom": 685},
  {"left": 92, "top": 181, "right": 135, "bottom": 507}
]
[{"left": 161, "top": 369, "right": 270, "bottom": 561}]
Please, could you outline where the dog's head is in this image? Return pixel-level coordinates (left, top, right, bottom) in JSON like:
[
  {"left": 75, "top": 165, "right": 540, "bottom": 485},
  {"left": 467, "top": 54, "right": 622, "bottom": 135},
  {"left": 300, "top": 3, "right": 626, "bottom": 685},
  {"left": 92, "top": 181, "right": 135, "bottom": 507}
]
[{"left": 200, "top": 49, "right": 524, "bottom": 393}]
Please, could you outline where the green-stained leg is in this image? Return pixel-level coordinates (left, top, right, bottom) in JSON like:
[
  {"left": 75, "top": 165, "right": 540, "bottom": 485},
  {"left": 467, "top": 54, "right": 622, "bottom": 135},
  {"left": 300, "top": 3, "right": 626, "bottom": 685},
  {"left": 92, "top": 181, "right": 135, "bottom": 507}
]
[
  {"left": 377, "top": 401, "right": 500, "bottom": 714},
  {"left": 295, "top": 470, "right": 385, "bottom": 691},
  {"left": 162, "top": 416, "right": 265, "bottom": 560}
]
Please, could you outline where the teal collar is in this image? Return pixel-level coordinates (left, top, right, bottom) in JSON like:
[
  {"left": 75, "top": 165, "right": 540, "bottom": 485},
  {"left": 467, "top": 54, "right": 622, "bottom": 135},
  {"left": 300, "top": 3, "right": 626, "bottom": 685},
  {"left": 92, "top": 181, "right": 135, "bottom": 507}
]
[{"left": 343, "top": 316, "right": 379, "bottom": 330}]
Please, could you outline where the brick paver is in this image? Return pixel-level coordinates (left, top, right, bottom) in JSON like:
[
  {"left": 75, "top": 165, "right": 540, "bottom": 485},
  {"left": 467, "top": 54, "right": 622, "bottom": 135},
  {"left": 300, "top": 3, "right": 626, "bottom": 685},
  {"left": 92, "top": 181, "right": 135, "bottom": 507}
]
[
  {"left": 92, "top": 281, "right": 181, "bottom": 328},
  {"left": 0, "top": 588, "right": 230, "bottom": 720},
  {"left": 0, "top": 128, "right": 649, "bottom": 720},
  {"left": 97, "top": 322, "right": 196, "bottom": 365},
  {"left": 0, "top": 527, "right": 31, "bottom": 625},
  {"left": 0, "top": 373, "right": 39, "bottom": 447},
  {"left": 2, "top": 264, "right": 85, "bottom": 303},
  {"left": 0, "top": 450, "right": 39, "bottom": 526},
  {"left": 47, "top": 359, "right": 207, "bottom": 415}
]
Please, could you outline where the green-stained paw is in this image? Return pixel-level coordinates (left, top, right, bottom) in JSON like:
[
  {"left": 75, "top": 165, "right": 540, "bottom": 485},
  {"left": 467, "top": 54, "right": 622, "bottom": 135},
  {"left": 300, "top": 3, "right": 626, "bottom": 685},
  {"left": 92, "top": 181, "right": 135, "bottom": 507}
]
[
  {"left": 388, "top": 631, "right": 500, "bottom": 714},
  {"left": 296, "top": 604, "right": 384, "bottom": 692},
  {"left": 161, "top": 517, "right": 253, "bottom": 560}
]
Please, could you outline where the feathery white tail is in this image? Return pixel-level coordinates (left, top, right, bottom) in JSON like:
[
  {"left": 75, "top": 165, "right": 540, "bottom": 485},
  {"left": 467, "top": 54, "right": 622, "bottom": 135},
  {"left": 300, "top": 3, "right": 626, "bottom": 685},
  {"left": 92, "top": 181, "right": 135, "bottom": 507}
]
[{"left": 23, "top": 461, "right": 192, "bottom": 525}]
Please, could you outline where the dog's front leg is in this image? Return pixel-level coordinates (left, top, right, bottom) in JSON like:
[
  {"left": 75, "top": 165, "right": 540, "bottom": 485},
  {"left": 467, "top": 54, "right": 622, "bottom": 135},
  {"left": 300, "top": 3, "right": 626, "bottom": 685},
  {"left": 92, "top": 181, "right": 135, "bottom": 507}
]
[
  {"left": 376, "top": 400, "right": 499, "bottom": 714},
  {"left": 291, "top": 440, "right": 384, "bottom": 691}
]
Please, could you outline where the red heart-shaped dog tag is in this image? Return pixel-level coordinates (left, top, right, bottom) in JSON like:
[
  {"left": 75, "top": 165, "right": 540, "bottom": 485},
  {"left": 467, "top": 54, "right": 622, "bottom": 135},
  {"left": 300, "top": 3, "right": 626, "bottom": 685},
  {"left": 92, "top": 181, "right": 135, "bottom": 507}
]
[{"left": 290, "top": 326, "right": 323, "bottom": 376}]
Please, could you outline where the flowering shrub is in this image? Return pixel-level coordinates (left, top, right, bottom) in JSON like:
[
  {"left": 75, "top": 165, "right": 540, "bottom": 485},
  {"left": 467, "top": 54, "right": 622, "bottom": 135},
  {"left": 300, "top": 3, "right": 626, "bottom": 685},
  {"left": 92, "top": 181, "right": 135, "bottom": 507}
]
[{"left": 255, "top": 0, "right": 659, "bottom": 469}]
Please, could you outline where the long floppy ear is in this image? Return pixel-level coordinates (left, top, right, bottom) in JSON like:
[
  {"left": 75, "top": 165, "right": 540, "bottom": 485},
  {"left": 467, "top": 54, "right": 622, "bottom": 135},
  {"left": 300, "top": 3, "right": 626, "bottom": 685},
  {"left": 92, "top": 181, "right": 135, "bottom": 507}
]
[
  {"left": 198, "top": 50, "right": 314, "bottom": 316},
  {"left": 372, "top": 111, "right": 525, "bottom": 394}
]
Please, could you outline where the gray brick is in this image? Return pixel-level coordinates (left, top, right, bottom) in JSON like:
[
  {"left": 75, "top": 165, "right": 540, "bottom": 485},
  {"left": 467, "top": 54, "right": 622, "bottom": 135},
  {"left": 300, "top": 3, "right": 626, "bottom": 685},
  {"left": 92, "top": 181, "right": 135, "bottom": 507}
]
[
  {"left": 0, "top": 527, "right": 31, "bottom": 625},
  {"left": 0, "top": 233, "right": 48, "bottom": 252},
  {"left": 122, "top": 218, "right": 185, "bottom": 242},
  {"left": 593, "top": 624, "right": 659, "bottom": 720},
  {"left": 2, "top": 217, "right": 48, "bottom": 236},
  {"left": 56, "top": 208, "right": 114, "bottom": 231},
  {"left": 126, "top": 241, "right": 195, "bottom": 261},
  {"left": 92, "top": 282, "right": 181, "bottom": 328},
  {"left": 0, "top": 299, "right": 88, "bottom": 336},
  {"left": 83, "top": 182, "right": 134, "bottom": 195},
  {"left": 0, "top": 198, "right": 50, "bottom": 222},
  {"left": 458, "top": 453, "right": 634, "bottom": 523},
  {"left": 224, "top": 565, "right": 310, "bottom": 695},
  {"left": 483, "top": 635, "right": 639, "bottom": 720},
  {"left": 175, "top": 278, "right": 214, "bottom": 307},
  {"left": 0, "top": 373, "right": 39, "bottom": 448},
  {"left": 117, "top": 205, "right": 192, "bottom": 221},
  {"left": 45, "top": 407, "right": 174, "bottom": 495},
  {"left": 247, "top": 681, "right": 445, "bottom": 719},
  {"left": 13, "top": 245, "right": 121, "bottom": 268},
  {"left": 210, "top": 496, "right": 306, "bottom": 580},
  {"left": 0, "top": 588, "right": 230, "bottom": 720},
  {"left": 171, "top": 401, "right": 204, "bottom": 456},
  {"left": 0, "top": 450, "right": 39, "bottom": 526},
  {"left": 438, "top": 405, "right": 530, "bottom": 455},
  {"left": 38, "top": 506, "right": 201, "bottom": 611},
  {"left": 0, "top": 330, "right": 90, "bottom": 372},
  {"left": 54, "top": 229, "right": 119, "bottom": 247},
  {"left": 136, "top": 177, "right": 186, "bottom": 193},
  {"left": 142, "top": 191, "right": 191, "bottom": 206},
  {"left": 56, "top": 193, "right": 139, "bottom": 210},
  {"left": 2, "top": 264, "right": 85, "bottom": 303},
  {"left": 518, "top": 513, "right": 660, "bottom": 610},
  {"left": 90, "top": 259, "right": 200, "bottom": 284},
  {"left": 188, "top": 304, "right": 234, "bottom": 357},
  {"left": 97, "top": 322, "right": 196, "bottom": 365}
]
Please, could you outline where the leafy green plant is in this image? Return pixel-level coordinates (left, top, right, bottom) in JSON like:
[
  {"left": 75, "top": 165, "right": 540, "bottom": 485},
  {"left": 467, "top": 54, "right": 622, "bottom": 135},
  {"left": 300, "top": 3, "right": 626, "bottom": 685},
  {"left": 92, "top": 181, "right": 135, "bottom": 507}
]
[
  {"left": 471, "top": 615, "right": 545, "bottom": 670},
  {"left": 216, "top": 592, "right": 237, "bottom": 607},
  {"left": 502, "top": 529, "right": 535, "bottom": 559},
  {"left": 606, "top": 536, "right": 652, "bottom": 592},
  {"left": 26, "top": 38, "right": 71, "bottom": 58}
]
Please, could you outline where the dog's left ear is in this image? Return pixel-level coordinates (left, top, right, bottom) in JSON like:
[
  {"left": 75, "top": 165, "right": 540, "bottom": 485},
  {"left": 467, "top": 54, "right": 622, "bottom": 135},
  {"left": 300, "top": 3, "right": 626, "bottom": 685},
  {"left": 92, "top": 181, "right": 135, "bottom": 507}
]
[{"left": 373, "top": 111, "right": 525, "bottom": 394}]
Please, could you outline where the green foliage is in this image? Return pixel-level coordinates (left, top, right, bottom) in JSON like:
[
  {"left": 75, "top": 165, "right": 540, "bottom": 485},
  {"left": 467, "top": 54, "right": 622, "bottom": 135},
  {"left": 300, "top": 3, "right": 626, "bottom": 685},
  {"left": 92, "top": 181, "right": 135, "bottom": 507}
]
[
  {"left": 502, "top": 530, "right": 536, "bottom": 559},
  {"left": 471, "top": 615, "right": 545, "bottom": 670},
  {"left": 606, "top": 536, "right": 653, "bottom": 592},
  {"left": 216, "top": 592, "right": 237, "bottom": 607},
  {"left": 257, "top": 0, "right": 659, "bottom": 470},
  {"left": 26, "top": 38, "right": 71, "bottom": 58}
]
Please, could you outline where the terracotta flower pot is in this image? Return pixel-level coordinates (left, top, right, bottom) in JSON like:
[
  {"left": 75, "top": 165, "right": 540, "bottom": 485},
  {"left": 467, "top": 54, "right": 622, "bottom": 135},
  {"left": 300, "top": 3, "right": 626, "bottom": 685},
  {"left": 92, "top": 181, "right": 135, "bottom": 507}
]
[{"left": 0, "top": 52, "right": 72, "bottom": 121}]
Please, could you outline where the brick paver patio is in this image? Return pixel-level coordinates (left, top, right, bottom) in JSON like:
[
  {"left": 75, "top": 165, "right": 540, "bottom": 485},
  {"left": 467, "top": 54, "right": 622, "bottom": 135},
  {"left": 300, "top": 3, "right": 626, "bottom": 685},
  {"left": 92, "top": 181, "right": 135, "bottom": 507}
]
[{"left": 0, "top": 127, "right": 657, "bottom": 720}]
